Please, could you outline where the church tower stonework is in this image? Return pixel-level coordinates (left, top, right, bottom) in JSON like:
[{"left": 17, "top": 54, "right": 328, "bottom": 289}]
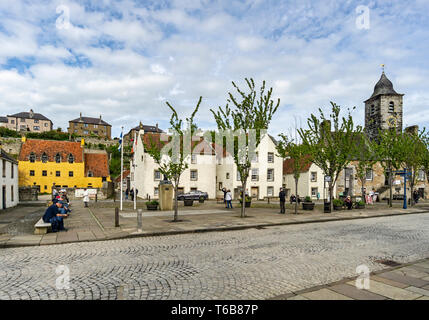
[{"left": 364, "top": 71, "right": 404, "bottom": 140}]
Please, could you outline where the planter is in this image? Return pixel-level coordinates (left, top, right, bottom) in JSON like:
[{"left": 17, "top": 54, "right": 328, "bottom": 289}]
[
  {"left": 146, "top": 204, "right": 158, "bottom": 211},
  {"left": 184, "top": 199, "right": 194, "bottom": 206},
  {"left": 199, "top": 196, "right": 205, "bottom": 203},
  {"left": 302, "top": 202, "right": 315, "bottom": 210},
  {"left": 239, "top": 201, "right": 251, "bottom": 208},
  {"left": 333, "top": 205, "right": 343, "bottom": 211}
]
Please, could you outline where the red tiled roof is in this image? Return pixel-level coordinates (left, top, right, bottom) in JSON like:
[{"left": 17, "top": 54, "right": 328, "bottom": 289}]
[
  {"left": 283, "top": 156, "right": 313, "bottom": 175},
  {"left": 19, "top": 139, "right": 83, "bottom": 162},
  {"left": 114, "top": 170, "right": 130, "bottom": 183},
  {"left": 84, "top": 153, "right": 109, "bottom": 178}
]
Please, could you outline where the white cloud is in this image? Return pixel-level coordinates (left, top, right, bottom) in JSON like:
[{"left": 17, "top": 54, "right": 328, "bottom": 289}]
[{"left": 0, "top": 0, "right": 428, "bottom": 138}]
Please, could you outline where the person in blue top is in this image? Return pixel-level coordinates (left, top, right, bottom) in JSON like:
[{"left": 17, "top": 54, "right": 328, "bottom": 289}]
[{"left": 42, "top": 200, "right": 68, "bottom": 232}]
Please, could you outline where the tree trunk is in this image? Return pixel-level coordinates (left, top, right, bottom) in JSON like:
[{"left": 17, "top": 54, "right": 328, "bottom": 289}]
[
  {"left": 329, "top": 181, "right": 334, "bottom": 212},
  {"left": 241, "top": 179, "right": 247, "bottom": 218},
  {"left": 410, "top": 171, "right": 415, "bottom": 207},
  {"left": 389, "top": 170, "right": 393, "bottom": 208},
  {"left": 173, "top": 183, "right": 179, "bottom": 222},
  {"left": 294, "top": 177, "right": 298, "bottom": 215}
]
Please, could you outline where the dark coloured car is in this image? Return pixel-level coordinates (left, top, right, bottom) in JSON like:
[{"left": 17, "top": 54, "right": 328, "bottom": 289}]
[{"left": 177, "top": 190, "right": 208, "bottom": 201}]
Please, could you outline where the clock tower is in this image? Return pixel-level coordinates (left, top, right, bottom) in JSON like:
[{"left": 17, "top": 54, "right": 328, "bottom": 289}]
[{"left": 364, "top": 70, "right": 404, "bottom": 141}]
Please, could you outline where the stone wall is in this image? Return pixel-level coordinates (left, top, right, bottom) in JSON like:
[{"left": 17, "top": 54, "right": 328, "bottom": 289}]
[
  {"left": 0, "top": 137, "right": 22, "bottom": 156},
  {"left": 19, "top": 186, "right": 38, "bottom": 201},
  {"left": 336, "top": 161, "right": 429, "bottom": 200}
]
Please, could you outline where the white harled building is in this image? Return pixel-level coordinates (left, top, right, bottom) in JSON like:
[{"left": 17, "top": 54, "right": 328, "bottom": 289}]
[
  {"left": 130, "top": 130, "right": 283, "bottom": 200},
  {"left": 0, "top": 148, "right": 19, "bottom": 209}
]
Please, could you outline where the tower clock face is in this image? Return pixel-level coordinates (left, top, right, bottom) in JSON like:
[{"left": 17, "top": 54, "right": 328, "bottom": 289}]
[{"left": 387, "top": 115, "right": 397, "bottom": 128}]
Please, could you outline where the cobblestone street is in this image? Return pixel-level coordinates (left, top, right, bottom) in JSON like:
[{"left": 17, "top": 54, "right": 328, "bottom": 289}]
[{"left": 1, "top": 213, "right": 429, "bottom": 300}]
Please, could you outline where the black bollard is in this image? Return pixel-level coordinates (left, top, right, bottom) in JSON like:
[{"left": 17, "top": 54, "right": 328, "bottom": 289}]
[{"left": 115, "top": 207, "right": 119, "bottom": 227}]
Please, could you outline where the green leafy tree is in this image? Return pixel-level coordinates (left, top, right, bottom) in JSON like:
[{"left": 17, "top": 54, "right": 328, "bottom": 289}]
[
  {"left": 144, "top": 97, "right": 201, "bottom": 222},
  {"left": 276, "top": 134, "right": 311, "bottom": 214},
  {"left": 401, "top": 128, "right": 427, "bottom": 206},
  {"left": 211, "top": 78, "right": 280, "bottom": 218},
  {"left": 298, "top": 102, "right": 362, "bottom": 211},
  {"left": 374, "top": 128, "right": 406, "bottom": 207},
  {"left": 422, "top": 132, "right": 429, "bottom": 184},
  {"left": 354, "top": 134, "right": 378, "bottom": 200}
]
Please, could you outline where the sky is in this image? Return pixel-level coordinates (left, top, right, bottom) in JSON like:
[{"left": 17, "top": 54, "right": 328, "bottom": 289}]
[{"left": 0, "top": 0, "right": 428, "bottom": 138}]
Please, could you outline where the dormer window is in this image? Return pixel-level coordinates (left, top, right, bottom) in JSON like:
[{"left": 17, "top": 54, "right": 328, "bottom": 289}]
[
  {"left": 41, "top": 153, "right": 48, "bottom": 163},
  {"left": 68, "top": 154, "right": 74, "bottom": 164},
  {"left": 55, "top": 153, "right": 61, "bottom": 163},
  {"left": 29, "top": 152, "right": 36, "bottom": 163},
  {"left": 389, "top": 101, "right": 394, "bottom": 113}
]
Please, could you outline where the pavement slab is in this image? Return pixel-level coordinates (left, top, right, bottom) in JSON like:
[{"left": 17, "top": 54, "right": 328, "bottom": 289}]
[
  {"left": 347, "top": 280, "right": 422, "bottom": 300},
  {"left": 378, "top": 271, "right": 429, "bottom": 288},
  {"left": 300, "top": 288, "right": 353, "bottom": 300},
  {"left": 328, "top": 284, "right": 387, "bottom": 300}
]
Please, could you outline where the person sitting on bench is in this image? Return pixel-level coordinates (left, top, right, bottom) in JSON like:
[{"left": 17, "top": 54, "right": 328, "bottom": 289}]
[
  {"left": 345, "top": 196, "right": 353, "bottom": 210},
  {"left": 42, "top": 199, "right": 68, "bottom": 232}
]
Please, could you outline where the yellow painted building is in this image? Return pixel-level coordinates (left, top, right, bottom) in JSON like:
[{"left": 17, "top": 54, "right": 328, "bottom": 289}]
[{"left": 18, "top": 138, "right": 111, "bottom": 192}]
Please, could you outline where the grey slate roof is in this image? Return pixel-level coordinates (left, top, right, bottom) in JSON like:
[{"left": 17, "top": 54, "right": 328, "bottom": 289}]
[
  {"left": 127, "top": 124, "right": 163, "bottom": 136},
  {"left": 7, "top": 112, "right": 51, "bottom": 121},
  {"left": 368, "top": 72, "right": 402, "bottom": 100},
  {"left": 0, "top": 149, "right": 18, "bottom": 164},
  {"left": 69, "top": 116, "right": 111, "bottom": 126},
  {"left": 0, "top": 116, "right": 8, "bottom": 123}
]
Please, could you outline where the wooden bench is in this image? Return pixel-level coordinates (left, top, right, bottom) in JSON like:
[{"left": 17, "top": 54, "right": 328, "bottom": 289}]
[{"left": 34, "top": 218, "right": 51, "bottom": 235}]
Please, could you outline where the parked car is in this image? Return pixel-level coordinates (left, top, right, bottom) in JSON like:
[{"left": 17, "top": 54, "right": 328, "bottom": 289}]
[{"left": 177, "top": 190, "right": 208, "bottom": 201}]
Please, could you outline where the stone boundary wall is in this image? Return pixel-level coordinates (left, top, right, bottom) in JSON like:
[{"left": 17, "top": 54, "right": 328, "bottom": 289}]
[
  {"left": 19, "top": 186, "right": 38, "bottom": 201},
  {"left": 0, "top": 137, "right": 22, "bottom": 155}
]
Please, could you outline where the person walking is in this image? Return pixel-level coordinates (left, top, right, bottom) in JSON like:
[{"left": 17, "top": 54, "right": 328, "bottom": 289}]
[
  {"left": 279, "top": 188, "right": 286, "bottom": 214},
  {"left": 317, "top": 192, "right": 320, "bottom": 201},
  {"left": 52, "top": 186, "right": 58, "bottom": 201},
  {"left": 83, "top": 188, "right": 89, "bottom": 208},
  {"left": 225, "top": 189, "right": 233, "bottom": 209},
  {"left": 125, "top": 188, "right": 129, "bottom": 200},
  {"left": 130, "top": 189, "right": 134, "bottom": 201},
  {"left": 222, "top": 187, "right": 227, "bottom": 208}
]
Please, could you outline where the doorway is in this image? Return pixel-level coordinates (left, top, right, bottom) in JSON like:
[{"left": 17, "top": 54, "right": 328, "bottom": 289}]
[
  {"left": 2, "top": 186, "right": 6, "bottom": 209},
  {"left": 251, "top": 187, "right": 259, "bottom": 199}
]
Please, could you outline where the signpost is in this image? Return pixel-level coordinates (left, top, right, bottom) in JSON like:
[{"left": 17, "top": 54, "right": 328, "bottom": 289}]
[{"left": 395, "top": 169, "right": 412, "bottom": 209}]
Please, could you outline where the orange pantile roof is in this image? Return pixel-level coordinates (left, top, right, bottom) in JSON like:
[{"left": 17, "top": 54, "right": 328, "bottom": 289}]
[
  {"left": 84, "top": 153, "right": 109, "bottom": 178},
  {"left": 283, "top": 156, "right": 313, "bottom": 175},
  {"left": 114, "top": 170, "right": 130, "bottom": 183},
  {"left": 19, "top": 139, "right": 83, "bottom": 162}
]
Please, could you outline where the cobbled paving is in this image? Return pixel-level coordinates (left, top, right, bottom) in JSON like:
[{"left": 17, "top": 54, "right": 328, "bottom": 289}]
[{"left": 1, "top": 214, "right": 429, "bottom": 299}]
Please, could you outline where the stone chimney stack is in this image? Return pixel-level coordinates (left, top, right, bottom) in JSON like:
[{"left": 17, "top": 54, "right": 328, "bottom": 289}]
[
  {"left": 79, "top": 112, "right": 82, "bottom": 120},
  {"left": 156, "top": 123, "right": 158, "bottom": 132},
  {"left": 29, "top": 109, "right": 34, "bottom": 118}
]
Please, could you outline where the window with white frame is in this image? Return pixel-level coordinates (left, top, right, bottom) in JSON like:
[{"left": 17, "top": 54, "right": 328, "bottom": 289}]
[
  {"left": 191, "top": 153, "right": 197, "bottom": 164},
  {"left": 267, "top": 169, "right": 274, "bottom": 181},
  {"left": 268, "top": 152, "right": 274, "bottom": 163},
  {"left": 154, "top": 170, "right": 161, "bottom": 181},
  {"left": 366, "top": 169, "right": 373, "bottom": 181},
  {"left": 310, "top": 172, "right": 317, "bottom": 182},
  {"left": 154, "top": 187, "right": 159, "bottom": 196},
  {"left": 251, "top": 152, "right": 258, "bottom": 163},
  {"left": 251, "top": 168, "right": 259, "bottom": 181},
  {"left": 267, "top": 186, "right": 274, "bottom": 197},
  {"left": 311, "top": 187, "right": 318, "bottom": 197},
  {"left": 190, "top": 170, "right": 198, "bottom": 181}
]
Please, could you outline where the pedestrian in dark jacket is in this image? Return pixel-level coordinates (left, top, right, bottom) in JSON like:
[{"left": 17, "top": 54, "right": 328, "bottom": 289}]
[
  {"left": 279, "top": 188, "right": 286, "bottom": 214},
  {"left": 43, "top": 201, "right": 67, "bottom": 232}
]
